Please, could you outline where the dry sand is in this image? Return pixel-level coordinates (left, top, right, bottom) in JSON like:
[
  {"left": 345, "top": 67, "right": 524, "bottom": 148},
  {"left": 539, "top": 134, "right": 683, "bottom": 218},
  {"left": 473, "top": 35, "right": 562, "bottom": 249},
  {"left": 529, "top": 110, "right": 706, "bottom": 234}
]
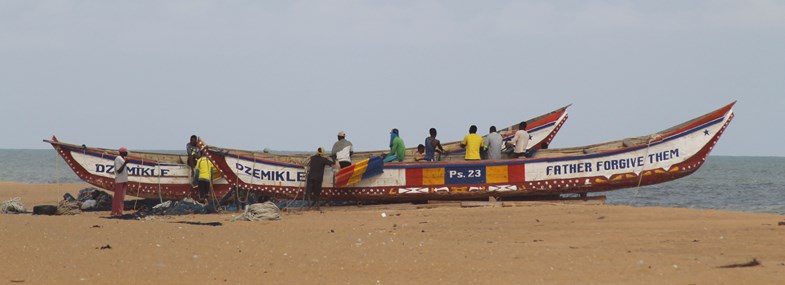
[{"left": 1, "top": 182, "right": 784, "bottom": 285}]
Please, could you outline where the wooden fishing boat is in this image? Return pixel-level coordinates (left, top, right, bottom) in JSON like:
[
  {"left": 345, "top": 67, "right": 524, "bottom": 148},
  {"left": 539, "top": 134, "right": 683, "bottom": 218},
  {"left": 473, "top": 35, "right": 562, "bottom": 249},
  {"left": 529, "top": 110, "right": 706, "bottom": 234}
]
[
  {"left": 44, "top": 137, "right": 233, "bottom": 200},
  {"left": 44, "top": 105, "right": 570, "bottom": 200},
  {"left": 204, "top": 102, "right": 735, "bottom": 201},
  {"left": 203, "top": 104, "right": 573, "bottom": 200}
]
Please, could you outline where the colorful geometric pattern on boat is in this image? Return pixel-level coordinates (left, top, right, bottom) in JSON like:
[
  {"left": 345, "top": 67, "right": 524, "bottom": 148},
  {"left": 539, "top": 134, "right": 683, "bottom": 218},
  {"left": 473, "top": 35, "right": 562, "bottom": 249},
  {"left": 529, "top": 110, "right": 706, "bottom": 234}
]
[
  {"left": 335, "top": 156, "right": 384, "bottom": 187},
  {"left": 404, "top": 163, "right": 525, "bottom": 186}
]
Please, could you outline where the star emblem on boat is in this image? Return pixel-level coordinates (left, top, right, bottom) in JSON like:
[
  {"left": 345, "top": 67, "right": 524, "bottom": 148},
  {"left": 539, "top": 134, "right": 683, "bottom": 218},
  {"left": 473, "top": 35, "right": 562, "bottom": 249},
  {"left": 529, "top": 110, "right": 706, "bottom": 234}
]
[{"left": 704, "top": 130, "right": 710, "bottom": 136}]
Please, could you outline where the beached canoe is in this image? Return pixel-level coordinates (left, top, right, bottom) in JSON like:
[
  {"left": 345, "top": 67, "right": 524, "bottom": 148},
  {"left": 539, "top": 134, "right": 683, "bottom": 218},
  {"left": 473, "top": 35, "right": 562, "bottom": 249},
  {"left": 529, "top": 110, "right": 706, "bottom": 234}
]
[
  {"left": 44, "top": 137, "right": 233, "bottom": 200},
  {"left": 44, "top": 105, "right": 570, "bottom": 200},
  {"left": 203, "top": 104, "right": 573, "bottom": 200},
  {"left": 204, "top": 102, "right": 735, "bottom": 201}
]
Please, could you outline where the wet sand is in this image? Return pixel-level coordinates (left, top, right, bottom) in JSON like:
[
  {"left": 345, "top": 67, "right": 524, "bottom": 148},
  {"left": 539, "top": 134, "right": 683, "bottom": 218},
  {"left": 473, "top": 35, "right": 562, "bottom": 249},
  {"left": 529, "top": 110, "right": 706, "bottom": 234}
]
[{"left": 1, "top": 182, "right": 784, "bottom": 284}]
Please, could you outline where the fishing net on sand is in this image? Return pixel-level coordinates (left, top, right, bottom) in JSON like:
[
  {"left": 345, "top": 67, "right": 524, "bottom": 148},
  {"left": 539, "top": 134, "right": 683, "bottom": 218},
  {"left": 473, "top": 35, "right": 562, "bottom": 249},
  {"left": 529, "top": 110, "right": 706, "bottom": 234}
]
[
  {"left": 76, "top": 188, "right": 112, "bottom": 211},
  {"left": 234, "top": 202, "right": 281, "bottom": 221},
  {"left": 144, "top": 198, "right": 207, "bottom": 216},
  {"left": 56, "top": 200, "right": 81, "bottom": 215},
  {"left": 1, "top": 198, "right": 26, "bottom": 214}
]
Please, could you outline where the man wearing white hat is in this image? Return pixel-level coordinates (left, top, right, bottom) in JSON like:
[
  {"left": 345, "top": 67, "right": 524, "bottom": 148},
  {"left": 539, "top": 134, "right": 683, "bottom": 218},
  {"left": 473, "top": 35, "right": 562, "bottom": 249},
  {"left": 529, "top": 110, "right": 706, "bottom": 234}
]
[
  {"left": 111, "top": 147, "right": 130, "bottom": 216},
  {"left": 331, "top": 131, "right": 354, "bottom": 169}
]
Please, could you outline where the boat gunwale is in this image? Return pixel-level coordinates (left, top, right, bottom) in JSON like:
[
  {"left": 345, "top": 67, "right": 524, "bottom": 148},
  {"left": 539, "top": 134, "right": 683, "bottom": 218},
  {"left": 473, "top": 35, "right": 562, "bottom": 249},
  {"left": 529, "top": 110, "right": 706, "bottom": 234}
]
[{"left": 44, "top": 137, "right": 187, "bottom": 165}]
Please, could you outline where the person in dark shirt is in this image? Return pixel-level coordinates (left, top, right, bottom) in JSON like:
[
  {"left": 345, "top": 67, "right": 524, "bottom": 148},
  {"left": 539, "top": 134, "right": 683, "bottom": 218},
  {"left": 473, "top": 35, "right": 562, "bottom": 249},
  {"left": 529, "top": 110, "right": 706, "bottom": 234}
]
[
  {"left": 306, "top": 147, "right": 337, "bottom": 211},
  {"left": 186, "top": 135, "right": 201, "bottom": 189},
  {"left": 424, "top": 128, "right": 446, "bottom": 161}
]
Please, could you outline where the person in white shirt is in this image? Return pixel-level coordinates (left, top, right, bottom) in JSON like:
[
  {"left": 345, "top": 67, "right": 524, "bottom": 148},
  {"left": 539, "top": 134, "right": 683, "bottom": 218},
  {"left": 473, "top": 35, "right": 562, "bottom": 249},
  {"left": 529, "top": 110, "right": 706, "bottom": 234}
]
[
  {"left": 111, "top": 147, "right": 130, "bottom": 216},
  {"left": 483, "top": 126, "right": 504, "bottom": 160},
  {"left": 331, "top": 131, "right": 354, "bottom": 168},
  {"left": 509, "top": 122, "right": 530, "bottom": 158}
]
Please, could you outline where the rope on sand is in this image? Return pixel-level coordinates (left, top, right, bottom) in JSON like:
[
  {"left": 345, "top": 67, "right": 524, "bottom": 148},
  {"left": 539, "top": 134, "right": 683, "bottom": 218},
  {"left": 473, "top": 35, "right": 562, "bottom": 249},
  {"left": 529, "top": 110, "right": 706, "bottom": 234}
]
[
  {"left": 233, "top": 202, "right": 281, "bottom": 221},
  {"left": 1, "top": 197, "right": 26, "bottom": 214}
]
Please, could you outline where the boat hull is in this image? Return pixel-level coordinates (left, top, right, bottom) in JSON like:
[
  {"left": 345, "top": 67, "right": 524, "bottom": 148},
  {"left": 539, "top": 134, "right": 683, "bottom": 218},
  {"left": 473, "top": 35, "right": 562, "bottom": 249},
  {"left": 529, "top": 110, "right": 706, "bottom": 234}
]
[
  {"left": 47, "top": 139, "right": 231, "bottom": 200},
  {"left": 206, "top": 103, "right": 733, "bottom": 201},
  {"left": 205, "top": 105, "right": 582, "bottom": 200}
]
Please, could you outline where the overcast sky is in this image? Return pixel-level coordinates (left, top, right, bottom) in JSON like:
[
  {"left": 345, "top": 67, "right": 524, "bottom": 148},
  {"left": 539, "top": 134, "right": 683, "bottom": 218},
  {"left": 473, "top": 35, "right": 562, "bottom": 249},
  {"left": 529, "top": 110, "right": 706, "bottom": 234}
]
[{"left": 1, "top": 1, "right": 783, "bottom": 157}]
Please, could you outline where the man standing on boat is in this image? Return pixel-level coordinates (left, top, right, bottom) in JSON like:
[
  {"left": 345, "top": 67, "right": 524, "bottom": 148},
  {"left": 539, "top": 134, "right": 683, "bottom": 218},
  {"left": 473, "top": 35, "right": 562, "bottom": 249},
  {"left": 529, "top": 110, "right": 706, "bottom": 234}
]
[
  {"left": 460, "top": 125, "right": 484, "bottom": 161},
  {"left": 483, "top": 126, "right": 504, "bottom": 160},
  {"left": 331, "top": 131, "right": 353, "bottom": 169},
  {"left": 306, "top": 147, "right": 336, "bottom": 211},
  {"left": 424, "top": 128, "right": 446, "bottom": 162},
  {"left": 186, "top": 135, "right": 200, "bottom": 169},
  {"left": 111, "top": 147, "right": 129, "bottom": 216},
  {"left": 187, "top": 135, "right": 201, "bottom": 189},
  {"left": 383, "top": 128, "right": 406, "bottom": 162},
  {"left": 509, "top": 121, "right": 530, "bottom": 158}
]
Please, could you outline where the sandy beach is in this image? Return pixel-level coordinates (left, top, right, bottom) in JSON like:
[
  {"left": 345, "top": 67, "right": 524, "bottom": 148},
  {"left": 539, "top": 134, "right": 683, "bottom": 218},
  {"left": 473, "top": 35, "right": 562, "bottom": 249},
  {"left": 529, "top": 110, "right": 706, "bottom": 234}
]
[{"left": 1, "top": 182, "right": 784, "bottom": 285}]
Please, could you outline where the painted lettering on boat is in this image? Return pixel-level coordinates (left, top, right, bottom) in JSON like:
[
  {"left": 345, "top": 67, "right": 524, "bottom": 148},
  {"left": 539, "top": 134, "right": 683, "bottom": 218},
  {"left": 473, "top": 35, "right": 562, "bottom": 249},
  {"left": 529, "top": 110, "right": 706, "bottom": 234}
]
[
  {"left": 446, "top": 166, "right": 485, "bottom": 184},
  {"left": 545, "top": 148, "right": 681, "bottom": 177},
  {"left": 596, "top": 156, "right": 645, "bottom": 172},
  {"left": 235, "top": 163, "right": 305, "bottom": 182},
  {"left": 94, "top": 164, "right": 171, "bottom": 177},
  {"left": 648, "top": 149, "right": 679, "bottom": 163},
  {"left": 547, "top": 163, "right": 592, "bottom": 175}
]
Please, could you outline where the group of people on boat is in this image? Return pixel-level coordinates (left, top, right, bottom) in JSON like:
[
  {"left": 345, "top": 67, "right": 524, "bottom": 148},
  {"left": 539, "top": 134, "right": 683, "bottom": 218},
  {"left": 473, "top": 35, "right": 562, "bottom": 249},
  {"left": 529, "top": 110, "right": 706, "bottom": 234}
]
[
  {"left": 298, "top": 122, "right": 534, "bottom": 209},
  {"left": 312, "top": 121, "right": 534, "bottom": 170},
  {"left": 400, "top": 121, "right": 534, "bottom": 163}
]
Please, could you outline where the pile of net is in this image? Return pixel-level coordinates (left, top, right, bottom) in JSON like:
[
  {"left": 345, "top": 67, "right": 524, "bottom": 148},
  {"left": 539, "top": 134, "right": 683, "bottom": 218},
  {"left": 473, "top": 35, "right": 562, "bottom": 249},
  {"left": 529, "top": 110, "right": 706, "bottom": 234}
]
[
  {"left": 234, "top": 202, "right": 281, "bottom": 221},
  {"left": 1, "top": 197, "right": 26, "bottom": 214},
  {"left": 139, "top": 197, "right": 207, "bottom": 216},
  {"left": 56, "top": 199, "right": 81, "bottom": 215},
  {"left": 76, "top": 188, "right": 113, "bottom": 211},
  {"left": 50, "top": 188, "right": 114, "bottom": 215}
]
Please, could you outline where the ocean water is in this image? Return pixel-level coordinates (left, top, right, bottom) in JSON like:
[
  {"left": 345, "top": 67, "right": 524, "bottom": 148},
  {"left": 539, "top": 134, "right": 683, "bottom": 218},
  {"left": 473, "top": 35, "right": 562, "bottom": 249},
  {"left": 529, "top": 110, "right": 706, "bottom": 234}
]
[
  {"left": 1, "top": 150, "right": 783, "bottom": 214},
  {"left": 0, "top": 149, "right": 82, "bottom": 184},
  {"left": 0, "top": 149, "right": 185, "bottom": 184},
  {"left": 604, "top": 156, "right": 785, "bottom": 215}
]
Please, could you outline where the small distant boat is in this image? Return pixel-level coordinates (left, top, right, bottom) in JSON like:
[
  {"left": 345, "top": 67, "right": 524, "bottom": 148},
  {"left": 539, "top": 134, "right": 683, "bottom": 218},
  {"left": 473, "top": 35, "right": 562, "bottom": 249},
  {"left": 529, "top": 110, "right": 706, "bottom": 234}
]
[
  {"left": 44, "top": 105, "right": 570, "bottom": 200},
  {"left": 204, "top": 104, "right": 573, "bottom": 199},
  {"left": 204, "top": 102, "right": 735, "bottom": 201}
]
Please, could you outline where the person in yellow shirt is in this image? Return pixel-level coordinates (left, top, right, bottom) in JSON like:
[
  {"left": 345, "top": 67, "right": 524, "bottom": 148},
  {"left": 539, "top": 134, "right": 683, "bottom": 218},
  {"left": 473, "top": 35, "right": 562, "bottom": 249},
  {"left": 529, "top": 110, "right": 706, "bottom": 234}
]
[
  {"left": 196, "top": 148, "right": 222, "bottom": 205},
  {"left": 460, "top": 125, "right": 484, "bottom": 160}
]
